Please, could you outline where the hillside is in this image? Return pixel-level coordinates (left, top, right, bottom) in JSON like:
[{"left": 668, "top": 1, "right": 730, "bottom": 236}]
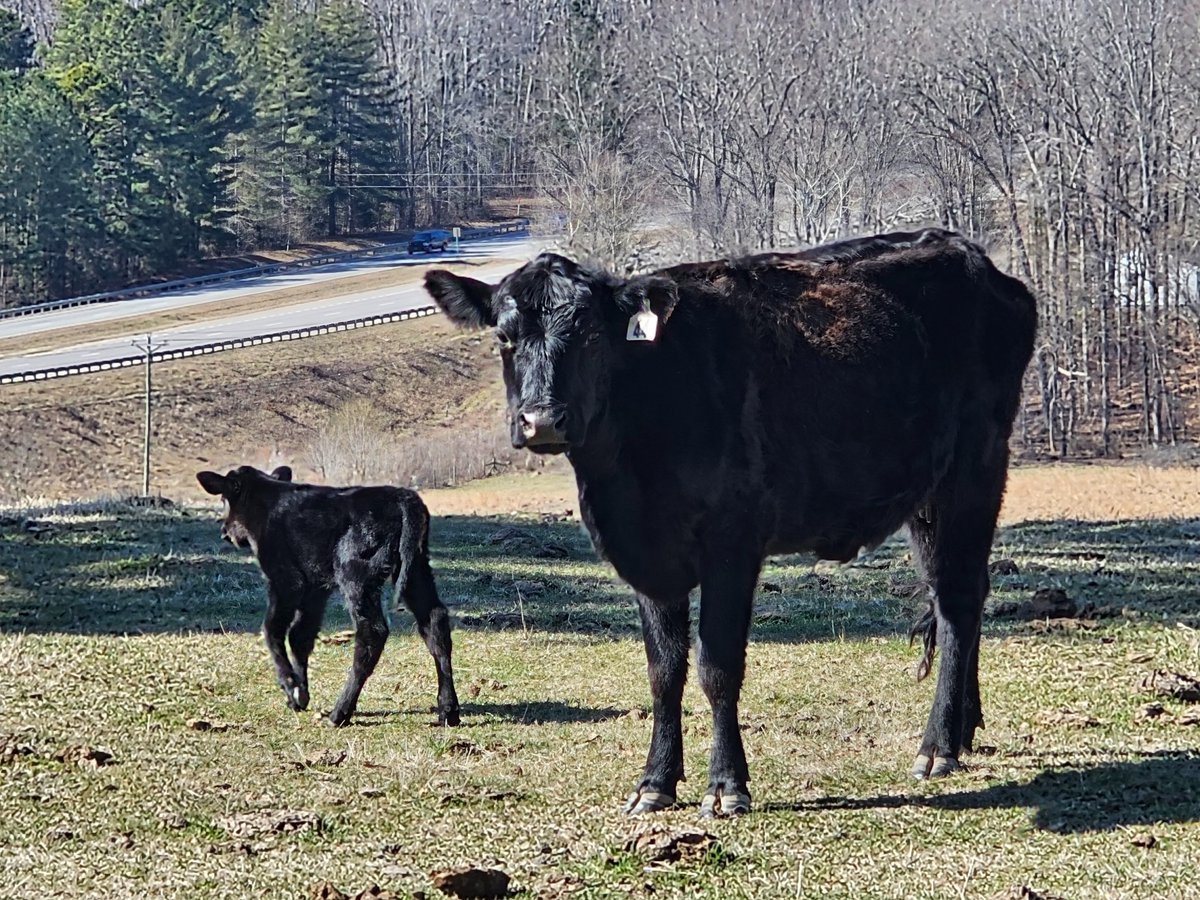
[{"left": 0, "top": 316, "right": 511, "bottom": 504}]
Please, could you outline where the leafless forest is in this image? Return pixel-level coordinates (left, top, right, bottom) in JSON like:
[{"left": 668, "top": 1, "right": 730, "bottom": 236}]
[{"left": 7, "top": 0, "right": 1200, "bottom": 457}]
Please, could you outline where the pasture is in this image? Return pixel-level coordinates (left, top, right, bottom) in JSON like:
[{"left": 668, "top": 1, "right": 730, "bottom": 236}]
[{"left": 1, "top": 466, "right": 1198, "bottom": 898}]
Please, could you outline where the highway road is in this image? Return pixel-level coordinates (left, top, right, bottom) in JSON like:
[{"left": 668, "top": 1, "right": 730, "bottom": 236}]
[{"left": 0, "top": 234, "right": 537, "bottom": 378}]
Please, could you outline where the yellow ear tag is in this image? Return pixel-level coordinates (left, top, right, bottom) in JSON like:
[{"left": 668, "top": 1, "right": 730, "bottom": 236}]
[{"left": 626, "top": 308, "right": 659, "bottom": 342}]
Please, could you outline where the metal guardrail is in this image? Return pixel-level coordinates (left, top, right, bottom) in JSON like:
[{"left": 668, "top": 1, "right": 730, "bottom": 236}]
[
  {"left": 0, "top": 306, "right": 441, "bottom": 386},
  {"left": 0, "top": 220, "right": 528, "bottom": 321}
]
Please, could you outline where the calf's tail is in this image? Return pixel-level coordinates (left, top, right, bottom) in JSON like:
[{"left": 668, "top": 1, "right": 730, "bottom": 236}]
[{"left": 391, "top": 496, "right": 431, "bottom": 608}]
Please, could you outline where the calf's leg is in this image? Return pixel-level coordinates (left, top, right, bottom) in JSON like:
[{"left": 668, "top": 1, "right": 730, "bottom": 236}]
[
  {"left": 696, "top": 553, "right": 759, "bottom": 817},
  {"left": 329, "top": 585, "right": 389, "bottom": 727},
  {"left": 397, "top": 553, "right": 460, "bottom": 726},
  {"left": 263, "top": 583, "right": 307, "bottom": 712},
  {"left": 625, "top": 592, "right": 690, "bottom": 814},
  {"left": 285, "top": 591, "right": 329, "bottom": 712}
]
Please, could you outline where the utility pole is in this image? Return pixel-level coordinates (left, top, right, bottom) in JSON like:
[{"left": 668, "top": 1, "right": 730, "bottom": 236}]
[{"left": 132, "top": 334, "right": 165, "bottom": 497}]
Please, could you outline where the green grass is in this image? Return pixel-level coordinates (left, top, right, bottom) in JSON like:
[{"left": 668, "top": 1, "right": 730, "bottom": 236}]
[{"left": 0, "top": 501, "right": 1198, "bottom": 898}]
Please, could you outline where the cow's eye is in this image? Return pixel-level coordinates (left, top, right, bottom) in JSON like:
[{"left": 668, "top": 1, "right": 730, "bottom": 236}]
[{"left": 494, "top": 329, "right": 514, "bottom": 349}]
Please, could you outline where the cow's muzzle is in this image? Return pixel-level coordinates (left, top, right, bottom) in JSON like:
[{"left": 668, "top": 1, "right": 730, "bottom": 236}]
[
  {"left": 220, "top": 524, "right": 251, "bottom": 549},
  {"left": 514, "top": 407, "right": 568, "bottom": 452}
]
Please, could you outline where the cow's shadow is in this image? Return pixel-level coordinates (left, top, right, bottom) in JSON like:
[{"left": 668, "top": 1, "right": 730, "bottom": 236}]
[{"left": 769, "top": 750, "right": 1200, "bottom": 833}]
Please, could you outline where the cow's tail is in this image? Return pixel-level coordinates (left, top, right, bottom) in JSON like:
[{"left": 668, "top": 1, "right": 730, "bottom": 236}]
[
  {"left": 391, "top": 494, "right": 431, "bottom": 611},
  {"left": 908, "top": 601, "right": 937, "bottom": 682}
]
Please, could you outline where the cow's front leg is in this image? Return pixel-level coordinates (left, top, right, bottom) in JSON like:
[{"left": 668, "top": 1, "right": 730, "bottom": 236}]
[
  {"left": 696, "top": 554, "right": 759, "bottom": 817},
  {"left": 263, "top": 583, "right": 306, "bottom": 712},
  {"left": 625, "top": 593, "right": 690, "bottom": 814}
]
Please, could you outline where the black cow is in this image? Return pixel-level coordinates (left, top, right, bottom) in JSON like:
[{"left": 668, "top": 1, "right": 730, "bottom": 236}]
[
  {"left": 196, "top": 465, "right": 460, "bottom": 727},
  {"left": 423, "top": 229, "right": 1036, "bottom": 817}
]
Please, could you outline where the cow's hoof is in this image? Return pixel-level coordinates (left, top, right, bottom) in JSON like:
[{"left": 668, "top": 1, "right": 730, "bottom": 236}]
[
  {"left": 912, "top": 753, "right": 960, "bottom": 780},
  {"left": 288, "top": 684, "right": 310, "bottom": 712},
  {"left": 623, "top": 788, "right": 676, "bottom": 815},
  {"left": 327, "top": 709, "right": 352, "bottom": 727},
  {"left": 699, "top": 786, "right": 751, "bottom": 818},
  {"left": 439, "top": 706, "right": 461, "bottom": 727}
]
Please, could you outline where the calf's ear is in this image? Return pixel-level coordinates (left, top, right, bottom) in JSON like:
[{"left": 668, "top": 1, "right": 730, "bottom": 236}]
[
  {"left": 196, "top": 471, "right": 229, "bottom": 495},
  {"left": 423, "top": 270, "right": 497, "bottom": 328},
  {"left": 617, "top": 276, "right": 680, "bottom": 324},
  {"left": 270, "top": 465, "right": 293, "bottom": 482}
]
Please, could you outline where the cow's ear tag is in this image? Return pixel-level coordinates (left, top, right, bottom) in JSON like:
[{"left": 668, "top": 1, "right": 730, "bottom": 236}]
[{"left": 626, "top": 306, "right": 659, "bottom": 342}]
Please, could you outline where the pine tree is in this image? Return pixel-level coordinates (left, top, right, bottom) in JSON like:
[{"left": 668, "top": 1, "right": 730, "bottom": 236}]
[
  {"left": 0, "top": 70, "right": 98, "bottom": 304},
  {"left": 312, "top": 0, "right": 398, "bottom": 235},
  {"left": 241, "top": 0, "right": 328, "bottom": 246},
  {"left": 45, "top": 0, "right": 171, "bottom": 279},
  {"left": 0, "top": 10, "right": 33, "bottom": 74},
  {"left": 152, "top": 0, "right": 251, "bottom": 257}
]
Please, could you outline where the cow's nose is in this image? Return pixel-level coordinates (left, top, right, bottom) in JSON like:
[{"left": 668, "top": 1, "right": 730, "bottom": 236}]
[{"left": 517, "top": 408, "right": 567, "bottom": 447}]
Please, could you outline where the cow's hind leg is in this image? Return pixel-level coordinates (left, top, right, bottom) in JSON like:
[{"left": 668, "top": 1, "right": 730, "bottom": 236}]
[
  {"left": 264, "top": 581, "right": 307, "bottom": 712},
  {"left": 397, "top": 552, "right": 460, "bottom": 726},
  {"left": 696, "top": 552, "right": 759, "bottom": 817},
  {"left": 907, "top": 452, "right": 1006, "bottom": 779},
  {"left": 285, "top": 590, "right": 329, "bottom": 712},
  {"left": 625, "top": 593, "right": 690, "bottom": 814},
  {"left": 329, "top": 578, "right": 389, "bottom": 727}
]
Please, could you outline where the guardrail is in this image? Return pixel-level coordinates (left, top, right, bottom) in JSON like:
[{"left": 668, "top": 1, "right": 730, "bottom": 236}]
[
  {"left": 0, "top": 306, "right": 441, "bottom": 386},
  {"left": 0, "top": 220, "right": 528, "bottom": 321}
]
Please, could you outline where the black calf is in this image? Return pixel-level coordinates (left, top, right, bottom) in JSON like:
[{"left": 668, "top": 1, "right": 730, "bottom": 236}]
[{"left": 196, "top": 465, "right": 460, "bottom": 727}]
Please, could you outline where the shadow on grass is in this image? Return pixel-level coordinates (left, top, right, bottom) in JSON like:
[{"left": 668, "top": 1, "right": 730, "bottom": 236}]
[
  {"left": 0, "top": 503, "right": 265, "bottom": 635},
  {"left": 351, "top": 701, "right": 626, "bottom": 725},
  {"left": 773, "top": 750, "right": 1200, "bottom": 833},
  {"left": 1, "top": 500, "right": 1197, "bottom": 639}
]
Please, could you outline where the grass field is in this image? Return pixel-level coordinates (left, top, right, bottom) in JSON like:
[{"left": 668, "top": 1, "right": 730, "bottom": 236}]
[{"left": 1, "top": 467, "right": 1199, "bottom": 898}]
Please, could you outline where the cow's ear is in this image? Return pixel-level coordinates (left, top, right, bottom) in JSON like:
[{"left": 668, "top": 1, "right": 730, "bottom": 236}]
[
  {"left": 424, "top": 270, "right": 497, "bottom": 328},
  {"left": 270, "top": 465, "right": 293, "bottom": 482},
  {"left": 196, "top": 471, "right": 229, "bottom": 496},
  {"left": 618, "top": 276, "right": 679, "bottom": 321}
]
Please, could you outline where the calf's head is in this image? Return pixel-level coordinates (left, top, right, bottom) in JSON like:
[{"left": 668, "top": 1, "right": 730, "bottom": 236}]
[
  {"left": 196, "top": 465, "right": 292, "bottom": 549},
  {"left": 424, "top": 253, "right": 678, "bottom": 453}
]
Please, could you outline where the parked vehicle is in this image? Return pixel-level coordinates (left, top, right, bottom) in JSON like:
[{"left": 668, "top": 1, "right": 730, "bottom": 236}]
[{"left": 408, "top": 230, "right": 453, "bottom": 253}]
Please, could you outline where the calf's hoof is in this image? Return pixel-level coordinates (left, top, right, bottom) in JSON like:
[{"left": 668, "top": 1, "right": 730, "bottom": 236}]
[
  {"left": 911, "top": 753, "right": 960, "bottom": 780},
  {"left": 327, "top": 707, "right": 353, "bottom": 727},
  {"left": 438, "top": 706, "right": 461, "bottom": 727},
  {"left": 699, "top": 785, "right": 751, "bottom": 818},
  {"left": 286, "top": 683, "right": 310, "bottom": 712},
  {"left": 623, "top": 787, "right": 676, "bottom": 815}
]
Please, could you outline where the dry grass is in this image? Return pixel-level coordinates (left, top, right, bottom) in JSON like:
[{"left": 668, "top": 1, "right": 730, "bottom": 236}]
[
  {"left": 1, "top": 466, "right": 1199, "bottom": 898},
  {"left": 0, "top": 317, "right": 506, "bottom": 504},
  {"left": 420, "top": 464, "right": 1200, "bottom": 525},
  {"left": 1002, "top": 463, "right": 1200, "bottom": 523}
]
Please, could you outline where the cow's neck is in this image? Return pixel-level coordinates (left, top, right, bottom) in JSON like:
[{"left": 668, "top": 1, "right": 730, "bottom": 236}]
[{"left": 565, "top": 351, "right": 719, "bottom": 593}]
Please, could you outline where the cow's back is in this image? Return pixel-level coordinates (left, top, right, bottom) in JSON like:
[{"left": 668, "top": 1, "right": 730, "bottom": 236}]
[
  {"left": 263, "top": 484, "right": 417, "bottom": 586},
  {"left": 613, "top": 232, "right": 1035, "bottom": 563}
]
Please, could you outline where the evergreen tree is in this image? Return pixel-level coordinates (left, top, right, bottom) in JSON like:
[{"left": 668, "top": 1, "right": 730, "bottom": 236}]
[
  {"left": 153, "top": 0, "right": 251, "bottom": 256},
  {"left": 0, "top": 70, "right": 98, "bottom": 304},
  {"left": 312, "top": 0, "right": 398, "bottom": 235},
  {"left": 45, "top": 0, "right": 247, "bottom": 276},
  {"left": 46, "top": 0, "right": 172, "bottom": 279},
  {"left": 242, "top": 0, "right": 327, "bottom": 246},
  {"left": 240, "top": 0, "right": 398, "bottom": 243},
  {"left": 0, "top": 10, "right": 33, "bottom": 74}
]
